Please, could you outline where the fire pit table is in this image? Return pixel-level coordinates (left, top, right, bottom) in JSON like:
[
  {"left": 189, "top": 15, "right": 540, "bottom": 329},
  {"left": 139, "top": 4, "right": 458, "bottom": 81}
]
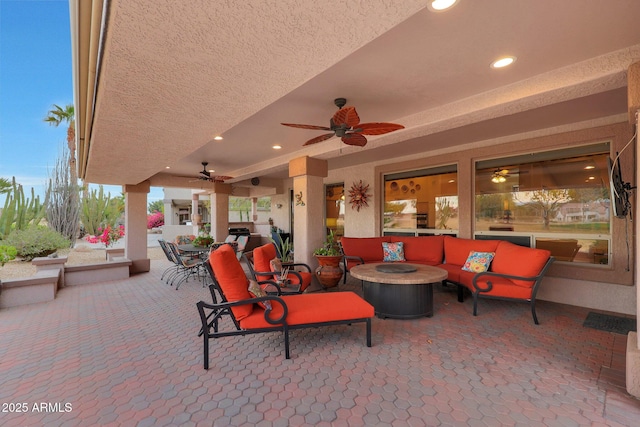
[{"left": 349, "top": 263, "right": 448, "bottom": 319}]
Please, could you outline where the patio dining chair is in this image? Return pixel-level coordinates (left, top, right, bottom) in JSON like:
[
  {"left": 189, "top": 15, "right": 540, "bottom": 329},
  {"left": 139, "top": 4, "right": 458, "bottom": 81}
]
[
  {"left": 234, "top": 235, "right": 250, "bottom": 260},
  {"left": 158, "top": 239, "right": 183, "bottom": 285},
  {"left": 165, "top": 241, "right": 207, "bottom": 289}
]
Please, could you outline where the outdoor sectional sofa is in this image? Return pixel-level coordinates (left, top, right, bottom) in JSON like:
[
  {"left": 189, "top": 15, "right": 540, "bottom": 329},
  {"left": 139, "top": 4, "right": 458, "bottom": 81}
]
[
  {"left": 196, "top": 244, "right": 374, "bottom": 369},
  {"left": 340, "top": 235, "right": 554, "bottom": 324}
]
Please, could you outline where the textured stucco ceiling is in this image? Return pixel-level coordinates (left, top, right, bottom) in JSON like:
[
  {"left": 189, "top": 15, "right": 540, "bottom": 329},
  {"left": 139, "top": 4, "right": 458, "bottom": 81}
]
[{"left": 81, "top": 0, "right": 640, "bottom": 187}]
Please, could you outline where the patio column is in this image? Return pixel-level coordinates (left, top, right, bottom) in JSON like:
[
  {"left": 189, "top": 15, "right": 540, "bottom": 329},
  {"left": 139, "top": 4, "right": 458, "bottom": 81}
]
[
  {"left": 289, "top": 156, "right": 327, "bottom": 267},
  {"left": 627, "top": 60, "right": 640, "bottom": 399},
  {"left": 251, "top": 197, "right": 258, "bottom": 221},
  {"left": 191, "top": 193, "right": 201, "bottom": 236},
  {"left": 208, "top": 183, "right": 232, "bottom": 241},
  {"left": 123, "top": 181, "right": 150, "bottom": 274}
]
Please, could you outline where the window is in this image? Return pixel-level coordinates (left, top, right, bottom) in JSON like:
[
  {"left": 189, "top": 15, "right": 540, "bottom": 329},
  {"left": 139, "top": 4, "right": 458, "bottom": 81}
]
[
  {"left": 383, "top": 165, "right": 458, "bottom": 236},
  {"left": 475, "top": 143, "right": 611, "bottom": 265},
  {"left": 325, "top": 183, "right": 345, "bottom": 239}
]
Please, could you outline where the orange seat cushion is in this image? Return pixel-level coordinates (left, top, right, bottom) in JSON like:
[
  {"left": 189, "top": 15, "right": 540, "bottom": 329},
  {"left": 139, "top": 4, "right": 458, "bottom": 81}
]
[
  {"left": 209, "top": 244, "right": 253, "bottom": 321},
  {"left": 443, "top": 236, "right": 500, "bottom": 266},
  {"left": 340, "top": 237, "right": 389, "bottom": 263},
  {"left": 491, "top": 241, "right": 551, "bottom": 287},
  {"left": 391, "top": 235, "right": 444, "bottom": 265},
  {"left": 239, "top": 292, "right": 374, "bottom": 329},
  {"left": 474, "top": 276, "right": 534, "bottom": 299},
  {"left": 253, "top": 243, "right": 277, "bottom": 271}
]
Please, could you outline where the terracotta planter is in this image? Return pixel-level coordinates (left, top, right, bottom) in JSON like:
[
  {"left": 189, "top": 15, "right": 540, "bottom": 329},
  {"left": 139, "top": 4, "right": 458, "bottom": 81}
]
[{"left": 314, "top": 255, "right": 343, "bottom": 288}]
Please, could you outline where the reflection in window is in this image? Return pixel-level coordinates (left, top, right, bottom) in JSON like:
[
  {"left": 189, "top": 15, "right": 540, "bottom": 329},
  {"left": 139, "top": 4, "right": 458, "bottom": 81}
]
[
  {"left": 325, "top": 183, "right": 345, "bottom": 239},
  {"left": 475, "top": 143, "right": 611, "bottom": 265},
  {"left": 384, "top": 166, "right": 458, "bottom": 235}
]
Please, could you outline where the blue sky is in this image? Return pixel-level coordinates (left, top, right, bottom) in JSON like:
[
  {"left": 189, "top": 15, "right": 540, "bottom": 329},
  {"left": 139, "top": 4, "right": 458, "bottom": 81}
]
[{"left": 0, "top": 0, "right": 163, "bottom": 208}]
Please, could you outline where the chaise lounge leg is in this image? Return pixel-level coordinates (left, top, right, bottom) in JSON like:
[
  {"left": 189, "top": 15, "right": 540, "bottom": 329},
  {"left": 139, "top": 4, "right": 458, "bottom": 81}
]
[
  {"left": 203, "top": 333, "right": 209, "bottom": 370},
  {"left": 284, "top": 327, "right": 290, "bottom": 359},
  {"left": 366, "top": 318, "right": 372, "bottom": 347}
]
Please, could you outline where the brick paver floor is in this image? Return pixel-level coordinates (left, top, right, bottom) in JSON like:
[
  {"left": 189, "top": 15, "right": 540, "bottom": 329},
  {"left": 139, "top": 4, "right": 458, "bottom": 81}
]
[{"left": 1, "top": 258, "right": 639, "bottom": 426}]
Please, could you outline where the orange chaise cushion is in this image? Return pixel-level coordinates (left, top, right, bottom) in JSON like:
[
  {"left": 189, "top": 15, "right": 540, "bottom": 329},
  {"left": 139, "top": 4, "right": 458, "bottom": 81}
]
[
  {"left": 443, "top": 236, "right": 500, "bottom": 266},
  {"left": 491, "top": 241, "right": 551, "bottom": 287},
  {"left": 209, "top": 244, "right": 253, "bottom": 321},
  {"left": 252, "top": 243, "right": 278, "bottom": 280},
  {"left": 239, "top": 292, "right": 374, "bottom": 329}
]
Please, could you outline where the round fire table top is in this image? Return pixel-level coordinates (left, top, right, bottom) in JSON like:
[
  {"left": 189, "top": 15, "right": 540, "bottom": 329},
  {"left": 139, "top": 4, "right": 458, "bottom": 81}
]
[{"left": 349, "top": 263, "right": 447, "bottom": 285}]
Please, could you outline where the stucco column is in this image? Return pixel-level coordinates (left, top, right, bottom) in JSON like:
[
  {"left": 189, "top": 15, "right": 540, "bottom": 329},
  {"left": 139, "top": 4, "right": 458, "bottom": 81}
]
[
  {"left": 208, "top": 183, "right": 232, "bottom": 241},
  {"left": 163, "top": 198, "right": 174, "bottom": 225},
  {"left": 627, "top": 60, "right": 640, "bottom": 399},
  {"left": 123, "top": 182, "right": 150, "bottom": 274},
  {"left": 191, "top": 193, "right": 201, "bottom": 235},
  {"left": 289, "top": 156, "right": 328, "bottom": 267}
]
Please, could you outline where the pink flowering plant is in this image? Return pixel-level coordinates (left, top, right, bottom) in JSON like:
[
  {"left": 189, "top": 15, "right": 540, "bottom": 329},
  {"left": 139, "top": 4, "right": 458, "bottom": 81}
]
[{"left": 85, "top": 225, "right": 125, "bottom": 248}]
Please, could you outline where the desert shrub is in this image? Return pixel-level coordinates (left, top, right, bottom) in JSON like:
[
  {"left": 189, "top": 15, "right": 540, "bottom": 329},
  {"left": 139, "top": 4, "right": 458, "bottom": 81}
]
[
  {"left": 3, "top": 226, "right": 70, "bottom": 261},
  {"left": 147, "top": 212, "right": 164, "bottom": 229},
  {"left": 0, "top": 244, "right": 18, "bottom": 266}
]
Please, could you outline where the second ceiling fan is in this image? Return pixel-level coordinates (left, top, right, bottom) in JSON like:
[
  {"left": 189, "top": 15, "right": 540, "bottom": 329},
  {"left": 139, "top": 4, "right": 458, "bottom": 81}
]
[{"left": 281, "top": 98, "right": 404, "bottom": 147}]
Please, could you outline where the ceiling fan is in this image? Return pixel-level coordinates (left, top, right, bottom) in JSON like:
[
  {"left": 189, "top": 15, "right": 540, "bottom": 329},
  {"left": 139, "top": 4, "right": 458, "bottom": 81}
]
[
  {"left": 191, "top": 162, "right": 232, "bottom": 183},
  {"left": 281, "top": 98, "right": 404, "bottom": 147},
  {"left": 491, "top": 169, "right": 510, "bottom": 183}
]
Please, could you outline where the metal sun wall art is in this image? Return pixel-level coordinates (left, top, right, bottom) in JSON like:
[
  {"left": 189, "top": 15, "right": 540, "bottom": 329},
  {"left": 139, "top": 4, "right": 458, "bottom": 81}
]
[
  {"left": 295, "top": 191, "right": 305, "bottom": 206},
  {"left": 348, "top": 180, "right": 371, "bottom": 212}
]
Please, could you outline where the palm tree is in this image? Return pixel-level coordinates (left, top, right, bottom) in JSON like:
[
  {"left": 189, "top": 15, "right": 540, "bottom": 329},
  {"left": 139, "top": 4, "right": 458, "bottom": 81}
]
[
  {"left": 0, "top": 177, "right": 12, "bottom": 195},
  {"left": 44, "top": 104, "right": 77, "bottom": 185}
]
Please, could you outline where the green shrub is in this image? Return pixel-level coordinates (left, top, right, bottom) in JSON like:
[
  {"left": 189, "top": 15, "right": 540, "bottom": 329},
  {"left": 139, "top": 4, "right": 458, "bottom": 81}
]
[
  {"left": 3, "top": 226, "right": 70, "bottom": 261},
  {"left": 0, "top": 244, "right": 18, "bottom": 266}
]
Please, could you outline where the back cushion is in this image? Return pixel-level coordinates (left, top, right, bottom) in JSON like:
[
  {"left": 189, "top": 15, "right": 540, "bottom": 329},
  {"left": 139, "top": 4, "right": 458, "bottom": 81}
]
[
  {"left": 443, "top": 236, "right": 500, "bottom": 266},
  {"left": 253, "top": 243, "right": 278, "bottom": 272},
  {"left": 210, "top": 244, "right": 253, "bottom": 320},
  {"left": 392, "top": 235, "right": 444, "bottom": 264},
  {"left": 491, "top": 241, "right": 551, "bottom": 287},
  {"left": 340, "top": 237, "right": 390, "bottom": 262}
]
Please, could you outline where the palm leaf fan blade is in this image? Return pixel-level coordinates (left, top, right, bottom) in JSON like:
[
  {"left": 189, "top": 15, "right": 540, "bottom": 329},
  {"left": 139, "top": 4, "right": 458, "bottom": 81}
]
[
  {"left": 341, "top": 133, "right": 368, "bottom": 147},
  {"left": 356, "top": 122, "right": 405, "bottom": 135},
  {"left": 281, "top": 123, "right": 331, "bottom": 130},
  {"left": 332, "top": 106, "right": 360, "bottom": 128},
  {"left": 303, "top": 133, "right": 335, "bottom": 146}
]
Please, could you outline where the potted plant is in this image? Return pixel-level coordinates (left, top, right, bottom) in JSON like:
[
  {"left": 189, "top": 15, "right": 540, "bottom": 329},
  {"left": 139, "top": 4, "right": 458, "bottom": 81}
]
[
  {"left": 192, "top": 235, "right": 214, "bottom": 247},
  {"left": 313, "top": 231, "right": 343, "bottom": 288}
]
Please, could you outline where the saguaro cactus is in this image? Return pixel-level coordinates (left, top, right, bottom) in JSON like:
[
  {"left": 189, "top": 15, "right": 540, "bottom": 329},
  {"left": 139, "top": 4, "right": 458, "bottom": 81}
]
[{"left": 0, "top": 177, "right": 48, "bottom": 238}]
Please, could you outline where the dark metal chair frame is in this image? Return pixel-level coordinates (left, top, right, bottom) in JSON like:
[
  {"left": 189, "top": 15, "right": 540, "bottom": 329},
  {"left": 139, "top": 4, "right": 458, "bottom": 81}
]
[
  {"left": 453, "top": 256, "right": 555, "bottom": 324},
  {"left": 196, "top": 260, "right": 372, "bottom": 369},
  {"left": 242, "top": 249, "right": 312, "bottom": 294}
]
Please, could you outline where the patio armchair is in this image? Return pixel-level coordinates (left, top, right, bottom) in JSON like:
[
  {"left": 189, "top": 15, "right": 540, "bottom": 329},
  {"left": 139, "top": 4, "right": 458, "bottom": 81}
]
[
  {"left": 243, "top": 243, "right": 313, "bottom": 292},
  {"left": 196, "top": 244, "right": 374, "bottom": 369}
]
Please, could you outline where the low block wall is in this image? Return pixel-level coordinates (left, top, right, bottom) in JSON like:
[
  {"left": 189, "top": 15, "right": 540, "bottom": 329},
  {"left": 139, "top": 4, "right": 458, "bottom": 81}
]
[
  {"left": 64, "top": 258, "right": 132, "bottom": 286},
  {"left": 0, "top": 269, "right": 60, "bottom": 309}
]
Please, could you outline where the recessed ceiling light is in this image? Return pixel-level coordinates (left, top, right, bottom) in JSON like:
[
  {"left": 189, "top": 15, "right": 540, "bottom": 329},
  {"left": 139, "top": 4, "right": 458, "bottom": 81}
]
[
  {"left": 584, "top": 165, "right": 595, "bottom": 170},
  {"left": 491, "top": 56, "right": 516, "bottom": 69},
  {"left": 448, "top": 179, "right": 455, "bottom": 183},
  {"left": 213, "top": 136, "right": 223, "bottom": 141},
  {"left": 272, "top": 145, "right": 282, "bottom": 150},
  {"left": 209, "top": 169, "right": 215, "bottom": 173},
  {"left": 165, "top": 166, "right": 170, "bottom": 169},
  {"left": 428, "top": 0, "right": 458, "bottom": 12}
]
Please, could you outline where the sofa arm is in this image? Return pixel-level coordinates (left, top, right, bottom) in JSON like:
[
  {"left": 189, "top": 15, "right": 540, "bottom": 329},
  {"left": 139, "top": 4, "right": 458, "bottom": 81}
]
[
  {"left": 472, "top": 257, "right": 555, "bottom": 293},
  {"left": 343, "top": 255, "right": 364, "bottom": 269}
]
